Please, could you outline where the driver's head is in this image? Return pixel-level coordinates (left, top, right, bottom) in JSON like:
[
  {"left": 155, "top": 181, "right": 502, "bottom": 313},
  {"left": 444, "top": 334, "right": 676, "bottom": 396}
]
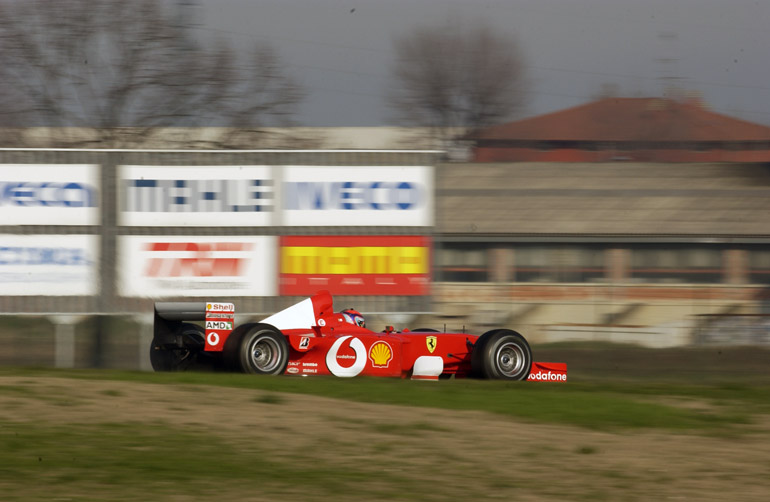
[{"left": 341, "top": 308, "right": 365, "bottom": 328}]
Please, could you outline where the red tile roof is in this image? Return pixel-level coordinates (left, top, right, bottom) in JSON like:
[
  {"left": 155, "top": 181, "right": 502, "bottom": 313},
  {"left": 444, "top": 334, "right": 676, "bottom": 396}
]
[{"left": 471, "top": 97, "right": 770, "bottom": 142}]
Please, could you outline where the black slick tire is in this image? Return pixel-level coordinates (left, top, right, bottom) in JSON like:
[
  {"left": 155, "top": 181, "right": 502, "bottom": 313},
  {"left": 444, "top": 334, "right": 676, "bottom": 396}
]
[
  {"left": 471, "top": 329, "right": 532, "bottom": 380},
  {"left": 234, "top": 323, "right": 289, "bottom": 375}
]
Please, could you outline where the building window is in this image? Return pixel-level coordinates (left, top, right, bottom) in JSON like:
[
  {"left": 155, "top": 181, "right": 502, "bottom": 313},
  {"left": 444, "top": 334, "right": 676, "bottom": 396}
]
[
  {"left": 748, "top": 249, "right": 770, "bottom": 284},
  {"left": 630, "top": 246, "right": 722, "bottom": 283},
  {"left": 694, "top": 142, "right": 712, "bottom": 152},
  {"left": 513, "top": 246, "right": 605, "bottom": 283},
  {"left": 435, "top": 243, "right": 740, "bottom": 285},
  {"left": 436, "top": 243, "right": 488, "bottom": 282}
]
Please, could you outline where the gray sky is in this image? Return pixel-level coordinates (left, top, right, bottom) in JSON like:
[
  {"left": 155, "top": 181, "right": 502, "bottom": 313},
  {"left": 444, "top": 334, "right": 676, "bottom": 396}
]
[{"left": 193, "top": 0, "right": 770, "bottom": 126}]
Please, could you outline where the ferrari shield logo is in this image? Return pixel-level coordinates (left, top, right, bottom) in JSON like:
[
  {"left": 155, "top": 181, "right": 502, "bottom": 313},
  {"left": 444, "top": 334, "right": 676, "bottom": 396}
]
[{"left": 426, "top": 336, "right": 437, "bottom": 353}]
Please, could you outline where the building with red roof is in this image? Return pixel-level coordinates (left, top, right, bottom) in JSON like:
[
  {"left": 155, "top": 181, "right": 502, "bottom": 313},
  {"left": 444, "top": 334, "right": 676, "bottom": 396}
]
[{"left": 469, "top": 97, "right": 770, "bottom": 162}]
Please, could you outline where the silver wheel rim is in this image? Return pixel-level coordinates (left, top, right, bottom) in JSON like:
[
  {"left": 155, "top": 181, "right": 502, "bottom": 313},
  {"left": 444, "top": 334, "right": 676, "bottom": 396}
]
[
  {"left": 495, "top": 341, "right": 526, "bottom": 377},
  {"left": 249, "top": 334, "right": 281, "bottom": 372}
]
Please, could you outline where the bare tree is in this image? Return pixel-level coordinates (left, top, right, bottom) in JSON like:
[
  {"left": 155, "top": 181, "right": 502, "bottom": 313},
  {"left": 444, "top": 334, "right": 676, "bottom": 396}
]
[
  {"left": 0, "top": 0, "right": 303, "bottom": 146},
  {"left": 217, "top": 42, "right": 306, "bottom": 147},
  {"left": 389, "top": 20, "right": 527, "bottom": 133}
]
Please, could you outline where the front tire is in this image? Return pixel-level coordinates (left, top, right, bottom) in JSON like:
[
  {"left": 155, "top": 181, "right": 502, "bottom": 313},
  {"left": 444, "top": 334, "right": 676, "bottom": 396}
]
[
  {"left": 236, "top": 324, "right": 290, "bottom": 375},
  {"left": 471, "top": 329, "right": 532, "bottom": 380}
]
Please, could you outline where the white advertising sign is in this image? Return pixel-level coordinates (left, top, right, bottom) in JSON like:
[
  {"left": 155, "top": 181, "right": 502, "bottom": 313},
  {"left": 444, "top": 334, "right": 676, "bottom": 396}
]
[
  {"left": 119, "top": 166, "right": 274, "bottom": 226},
  {"left": 118, "top": 235, "right": 277, "bottom": 297},
  {"left": 0, "top": 164, "right": 100, "bottom": 225},
  {"left": 0, "top": 234, "right": 99, "bottom": 295},
  {"left": 282, "top": 165, "right": 433, "bottom": 226}
]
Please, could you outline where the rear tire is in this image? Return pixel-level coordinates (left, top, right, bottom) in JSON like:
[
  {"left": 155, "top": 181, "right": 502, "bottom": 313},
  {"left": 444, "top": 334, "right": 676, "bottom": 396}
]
[
  {"left": 236, "top": 324, "right": 290, "bottom": 375},
  {"left": 471, "top": 329, "right": 532, "bottom": 380}
]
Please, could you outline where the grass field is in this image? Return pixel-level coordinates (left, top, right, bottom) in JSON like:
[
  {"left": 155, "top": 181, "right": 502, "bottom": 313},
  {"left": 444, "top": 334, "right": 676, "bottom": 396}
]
[{"left": 1, "top": 343, "right": 768, "bottom": 501}]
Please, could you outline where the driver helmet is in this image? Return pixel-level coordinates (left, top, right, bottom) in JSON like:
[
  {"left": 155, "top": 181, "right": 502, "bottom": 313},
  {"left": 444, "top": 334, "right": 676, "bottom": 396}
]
[{"left": 341, "top": 308, "right": 365, "bottom": 328}]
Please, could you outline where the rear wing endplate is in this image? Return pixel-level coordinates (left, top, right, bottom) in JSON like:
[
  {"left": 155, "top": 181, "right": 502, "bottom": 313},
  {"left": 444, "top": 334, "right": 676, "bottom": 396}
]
[{"left": 153, "top": 302, "right": 235, "bottom": 352}]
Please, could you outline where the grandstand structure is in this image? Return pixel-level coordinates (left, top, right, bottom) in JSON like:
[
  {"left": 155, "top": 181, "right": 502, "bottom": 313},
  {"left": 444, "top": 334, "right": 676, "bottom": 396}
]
[{"left": 436, "top": 97, "right": 770, "bottom": 346}]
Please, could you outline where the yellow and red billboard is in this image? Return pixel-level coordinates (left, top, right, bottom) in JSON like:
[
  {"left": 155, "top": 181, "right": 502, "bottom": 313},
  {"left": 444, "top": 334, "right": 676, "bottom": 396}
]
[{"left": 280, "top": 236, "right": 431, "bottom": 296}]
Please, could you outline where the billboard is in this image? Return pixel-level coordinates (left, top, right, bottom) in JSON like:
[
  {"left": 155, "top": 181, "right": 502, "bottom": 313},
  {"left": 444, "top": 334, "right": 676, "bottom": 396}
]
[
  {"left": 118, "top": 235, "right": 277, "bottom": 297},
  {"left": 0, "top": 164, "right": 99, "bottom": 225},
  {"left": 279, "top": 235, "right": 431, "bottom": 296},
  {"left": 119, "top": 165, "right": 434, "bottom": 227},
  {"left": 119, "top": 165, "right": 274, "bottom": 226},
  {"left": 281, "top": 165, "right": 433, "bottom": 226},
  {"left": 0, "top": 234, "right": 99, "bottom": 295}
]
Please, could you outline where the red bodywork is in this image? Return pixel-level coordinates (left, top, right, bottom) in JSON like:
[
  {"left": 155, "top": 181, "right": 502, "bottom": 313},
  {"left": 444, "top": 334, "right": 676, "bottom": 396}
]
[
  {"left": 198, "top": 290, "right": 567, "bottom": 381},
  {"left": 204, "top": 290, "right": 477, "bottom": 378},
  {"left": 281, "top": 319, "right": 476, "bottom": 379}
]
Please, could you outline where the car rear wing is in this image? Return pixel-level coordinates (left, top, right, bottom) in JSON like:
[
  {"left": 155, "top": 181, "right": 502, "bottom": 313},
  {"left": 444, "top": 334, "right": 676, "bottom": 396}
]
[
  {"left": 154, "top": 302, "right": 208, "bottom": 321},
  {"left": 152, "top": 303, "right": 205, "bottom": 351},
  {"left": 154, "top": 302, "right": 236, "bottom": 352}
]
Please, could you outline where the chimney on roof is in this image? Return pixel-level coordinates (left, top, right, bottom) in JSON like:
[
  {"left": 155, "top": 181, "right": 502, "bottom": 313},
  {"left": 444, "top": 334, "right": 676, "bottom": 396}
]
[
  {"left": 683, "top": 90, "right": 705, "bottom": 109},
  {"left": 646, "top": 98, "right": 668, "bottom": 111}
]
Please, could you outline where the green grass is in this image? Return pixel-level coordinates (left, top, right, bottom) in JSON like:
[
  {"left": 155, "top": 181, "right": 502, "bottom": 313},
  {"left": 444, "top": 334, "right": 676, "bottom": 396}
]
[
  {"left": 1, "top": 366, "right": 764, "bottom": 433},
  {"left": 2, "top": 346, "right": 769, "bottom": 502},
  {"left": 0, "top": 421, "right": 421, "bottom": 502}
]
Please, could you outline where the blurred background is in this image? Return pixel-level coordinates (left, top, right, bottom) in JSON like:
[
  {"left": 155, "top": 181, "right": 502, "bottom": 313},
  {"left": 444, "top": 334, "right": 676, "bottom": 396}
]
[{"left": 0, "top": 0, "right": 768, "bottom": 369}]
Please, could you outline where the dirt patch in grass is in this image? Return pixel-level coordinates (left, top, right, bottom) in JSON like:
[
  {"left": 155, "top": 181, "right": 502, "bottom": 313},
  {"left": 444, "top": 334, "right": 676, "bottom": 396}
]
[{"left": 0, "top": 375, "right": 768, "bottom": 501}]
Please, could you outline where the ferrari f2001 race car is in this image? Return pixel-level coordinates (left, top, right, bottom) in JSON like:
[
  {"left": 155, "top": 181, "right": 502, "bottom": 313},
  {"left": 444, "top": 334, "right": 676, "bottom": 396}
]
[{"left": 151, "top": 291, "right": 567, "bottom": 381}]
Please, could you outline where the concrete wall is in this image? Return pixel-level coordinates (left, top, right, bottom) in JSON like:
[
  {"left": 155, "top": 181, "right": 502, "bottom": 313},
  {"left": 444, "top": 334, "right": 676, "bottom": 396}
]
[{"left": 430, "top": 282, "right": 769, "bottom": 347}]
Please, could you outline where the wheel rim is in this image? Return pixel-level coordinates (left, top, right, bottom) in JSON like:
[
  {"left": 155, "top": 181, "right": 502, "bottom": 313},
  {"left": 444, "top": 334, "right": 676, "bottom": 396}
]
[
  {"left": 249, "top": 335, "right": 281, "bottom": 372},
  {"left": 495, "top": 341, "right": 526, "bottom": 378}
]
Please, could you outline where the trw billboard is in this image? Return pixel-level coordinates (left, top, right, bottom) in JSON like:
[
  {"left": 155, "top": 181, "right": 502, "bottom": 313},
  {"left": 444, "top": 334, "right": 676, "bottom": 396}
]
[
  {"left": 118, "top": 236, "right": 277, "bottom": 297},
  {"left": 279, "top": 236, "right": 431, "bottom": 296}
]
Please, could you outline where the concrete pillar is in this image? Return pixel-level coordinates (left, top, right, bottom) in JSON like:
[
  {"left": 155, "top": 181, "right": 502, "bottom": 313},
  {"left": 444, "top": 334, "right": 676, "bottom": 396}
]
[
  {"left": 49, "top": 315, "right": 86, "bottom": 369},
  {"left": 724, "top": 249, "right": 748, "bottom": 284},
  {"left": 606, "top": 248, "right": 630, "bottom": 283},
  {"left": 488, "top": 248, "right": 512, "bottom": 283}
]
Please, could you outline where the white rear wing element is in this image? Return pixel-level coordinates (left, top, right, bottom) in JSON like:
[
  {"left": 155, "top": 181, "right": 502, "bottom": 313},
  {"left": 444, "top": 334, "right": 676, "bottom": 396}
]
[{"left": 259, "top": 297, "right": 317, "bottom": 331}]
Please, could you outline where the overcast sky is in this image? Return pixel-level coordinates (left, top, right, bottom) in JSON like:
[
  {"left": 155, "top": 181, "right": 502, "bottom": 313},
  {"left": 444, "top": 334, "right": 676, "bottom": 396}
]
[{"left": 192, "top": 0, "right": 770, "bottom": 126}]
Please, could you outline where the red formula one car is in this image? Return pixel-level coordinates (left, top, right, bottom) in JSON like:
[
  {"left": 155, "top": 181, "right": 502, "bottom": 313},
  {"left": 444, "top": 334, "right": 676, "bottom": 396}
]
[{"left": 151, "top": 291, "right": 567, "bottom": 381}]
